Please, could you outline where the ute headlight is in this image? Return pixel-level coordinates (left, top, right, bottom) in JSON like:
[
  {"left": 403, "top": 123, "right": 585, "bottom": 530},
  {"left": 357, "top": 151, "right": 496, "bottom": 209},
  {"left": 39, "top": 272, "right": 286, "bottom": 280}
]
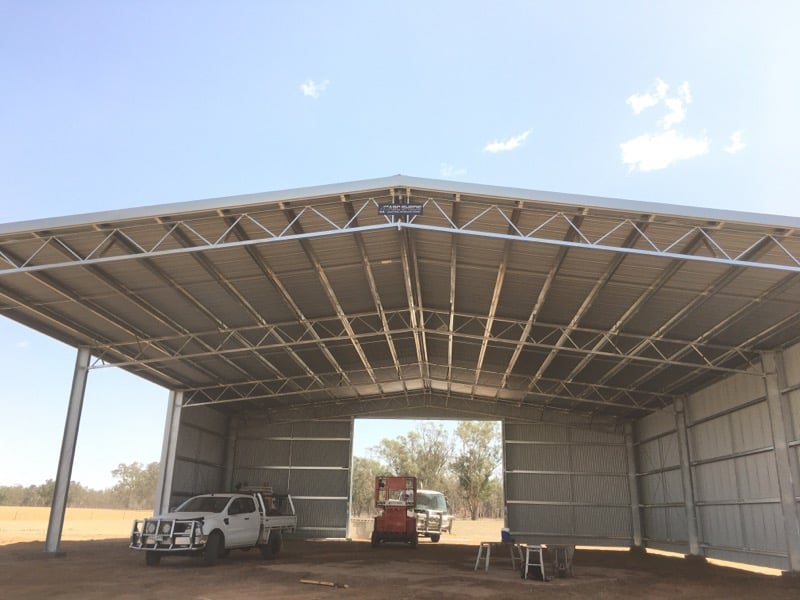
[{"left": 145, "top": 522, "right": 157, "bottom": 534}]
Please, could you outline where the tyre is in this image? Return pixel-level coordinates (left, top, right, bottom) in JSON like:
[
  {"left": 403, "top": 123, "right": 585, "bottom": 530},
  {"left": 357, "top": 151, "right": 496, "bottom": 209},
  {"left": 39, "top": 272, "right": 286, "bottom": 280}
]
[
  {"left": 371, "top": 531, "right": 380, "bottom": 548},
  {"left": 430, "top": 533, "right": 440, "bottom": 543},
  {"left": 260, "top": 530, "right": 283, "bottom": 559},
  {"left": 409, "top": 534, "right": 418, "bottom": 549},
  {"left": 202, "top": 531, "right": 223, "bottom": 566},
  {"left": 144, "top": 551, "right": 161, "bottom": 567}
]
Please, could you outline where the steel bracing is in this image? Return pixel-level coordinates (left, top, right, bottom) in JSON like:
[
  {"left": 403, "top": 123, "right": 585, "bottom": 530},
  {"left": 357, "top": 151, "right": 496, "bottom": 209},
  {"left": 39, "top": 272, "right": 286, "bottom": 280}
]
[
  {"left": 2, "top": 196, "right": 800, "bottom": 276},
  {"left": 2, "top": 176, "right": 799, "bottom": 423}
]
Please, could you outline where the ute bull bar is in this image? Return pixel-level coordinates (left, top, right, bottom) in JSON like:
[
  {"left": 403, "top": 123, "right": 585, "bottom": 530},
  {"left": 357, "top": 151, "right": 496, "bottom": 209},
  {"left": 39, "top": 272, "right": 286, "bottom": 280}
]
[
  {"left": 130, "top": 518, "right": 207, "bottom": 552},
  {"left": 416, "top": 510, "right": 442, "bottom": 534}
]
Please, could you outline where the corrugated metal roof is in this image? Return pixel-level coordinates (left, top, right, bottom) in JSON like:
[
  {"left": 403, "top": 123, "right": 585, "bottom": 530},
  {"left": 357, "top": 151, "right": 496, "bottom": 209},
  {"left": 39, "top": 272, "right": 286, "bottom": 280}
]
[{"left": 1, "top": 175, "right": 798, "bottom": 425}]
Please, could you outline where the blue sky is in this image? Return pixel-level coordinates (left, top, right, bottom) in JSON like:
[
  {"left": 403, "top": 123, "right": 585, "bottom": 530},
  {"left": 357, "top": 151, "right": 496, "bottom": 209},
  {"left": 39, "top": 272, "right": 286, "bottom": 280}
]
[{"left": 1, "top": 1, "right": 799, "bottom": 489}]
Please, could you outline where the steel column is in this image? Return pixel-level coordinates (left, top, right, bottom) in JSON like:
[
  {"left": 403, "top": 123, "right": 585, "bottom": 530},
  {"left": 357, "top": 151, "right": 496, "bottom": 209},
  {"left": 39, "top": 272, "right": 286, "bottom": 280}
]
[
  {"left": 762, "top": 351, "right": 800, "bottom": 572},
  {"left": 223, "top": 413, "right": 239, "bottom": 492},
  {"left": 625, "top": 422, "right": 644, "bottom": 549},
  {"left": 44, "top": 346, "right": 91, "bottom": 554},
  {"left": 154, "top": 390, "right": 182, "bottom": 513},
  {"left": 346, "top": 417, "right": 355, "bottom": 539},
  {"left": 674, "top": 397, "right": 701, "bottom": 556}
]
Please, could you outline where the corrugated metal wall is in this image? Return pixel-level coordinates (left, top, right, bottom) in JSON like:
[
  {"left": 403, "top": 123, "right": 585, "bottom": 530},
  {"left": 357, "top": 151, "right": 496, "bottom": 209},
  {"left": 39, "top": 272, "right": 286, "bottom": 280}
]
[
  {"left": 634, "top": 410, "right": 688, "bottom": 554},
  {"left": 171, "top": 405, "right": 228, "bottom": 506},
  {"left": 634, "top": 345, "right": 800, "bottom": 571},
  {"left": 504, "top": 421, "right": 633, "bottom": 546},
  {"left": 232, "top": 418, "right": 352, "bottom": 539},
  {"left": 163, "top": 345, "right": 800, "bottom": 569},
  {"left": 685, "top": 368, "right": 785, "bottom": 568},
  {"left": 784, "top": 344, "right": 800, "bottom": 516}
]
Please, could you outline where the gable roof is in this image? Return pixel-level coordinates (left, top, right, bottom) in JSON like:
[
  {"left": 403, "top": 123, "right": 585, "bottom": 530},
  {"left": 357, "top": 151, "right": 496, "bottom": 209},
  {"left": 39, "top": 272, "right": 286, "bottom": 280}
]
[{"left": 2, "top": 175, "right": 799, "bottom": 425}]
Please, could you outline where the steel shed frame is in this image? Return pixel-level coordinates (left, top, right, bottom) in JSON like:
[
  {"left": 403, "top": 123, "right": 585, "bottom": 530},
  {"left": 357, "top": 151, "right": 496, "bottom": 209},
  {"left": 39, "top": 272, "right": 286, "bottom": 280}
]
[{"left": 1, "top": 175, "right": 798, "bottom": 570}]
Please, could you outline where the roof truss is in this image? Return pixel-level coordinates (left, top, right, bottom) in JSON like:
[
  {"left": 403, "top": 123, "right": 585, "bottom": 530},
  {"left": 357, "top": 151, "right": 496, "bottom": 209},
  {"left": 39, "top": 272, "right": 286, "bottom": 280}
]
[{"left": 1, "top": 177, "right": 798, "bottom": 424}]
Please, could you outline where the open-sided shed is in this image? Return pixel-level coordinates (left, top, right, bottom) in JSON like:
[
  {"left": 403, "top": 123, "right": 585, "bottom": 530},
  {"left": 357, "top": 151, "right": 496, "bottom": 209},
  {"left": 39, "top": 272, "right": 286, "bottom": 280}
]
[{"left": 1, "top": 175, "right": 798, "bottom": 571}]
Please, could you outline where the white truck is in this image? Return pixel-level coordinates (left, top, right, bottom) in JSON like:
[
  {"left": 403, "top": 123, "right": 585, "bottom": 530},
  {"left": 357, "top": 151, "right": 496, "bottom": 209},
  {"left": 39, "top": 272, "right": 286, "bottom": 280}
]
[
  {"left": 415, "top": 489, "right": 453, "bottom": 543},
  {"left": 130, "top": 487, "right": 296, "bottom": 566}
]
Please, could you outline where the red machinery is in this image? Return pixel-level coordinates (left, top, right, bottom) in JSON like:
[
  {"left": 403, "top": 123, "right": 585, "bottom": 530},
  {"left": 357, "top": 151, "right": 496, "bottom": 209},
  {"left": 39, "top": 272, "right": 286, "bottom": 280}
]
[{"left": 371, "top": 476, "right": 418, "bottom": 548}]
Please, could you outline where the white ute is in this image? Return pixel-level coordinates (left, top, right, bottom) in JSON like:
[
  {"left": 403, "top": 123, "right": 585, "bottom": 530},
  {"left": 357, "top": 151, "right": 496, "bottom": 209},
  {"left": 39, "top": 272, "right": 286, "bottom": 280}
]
[
  {"left": 415, "top": 489, "right": 454, "bottom": 542},
  {"left": 130, "top": 487, "right": 296, "bottom": 566}
]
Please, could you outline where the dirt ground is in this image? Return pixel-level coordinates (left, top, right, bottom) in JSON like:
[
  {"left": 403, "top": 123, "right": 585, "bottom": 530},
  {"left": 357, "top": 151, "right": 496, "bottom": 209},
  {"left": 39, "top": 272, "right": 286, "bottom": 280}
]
[{"left": 2, "top": 515, "right": 799, "bottom": 599}]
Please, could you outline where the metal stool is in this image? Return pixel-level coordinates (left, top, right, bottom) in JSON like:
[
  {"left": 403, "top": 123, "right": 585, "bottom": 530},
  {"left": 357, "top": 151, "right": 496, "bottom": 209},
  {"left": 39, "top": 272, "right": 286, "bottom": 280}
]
[
  {"left": 521, "top": 544, "right": 546, "bottom": 580},
  {"left": 474, "top": 541, "right": 523, "bottom": 572}
]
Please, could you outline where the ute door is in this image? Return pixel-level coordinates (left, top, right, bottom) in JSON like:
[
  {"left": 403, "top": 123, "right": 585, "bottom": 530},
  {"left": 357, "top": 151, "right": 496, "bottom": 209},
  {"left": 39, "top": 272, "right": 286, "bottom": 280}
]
[{"left": 226, "top": 497, "right": 260, "bottom": 547}]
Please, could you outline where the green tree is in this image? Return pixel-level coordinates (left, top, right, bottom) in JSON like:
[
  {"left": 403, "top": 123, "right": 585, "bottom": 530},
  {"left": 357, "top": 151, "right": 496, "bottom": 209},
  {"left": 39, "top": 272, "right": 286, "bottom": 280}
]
[
  {"left": 350, "top": 456, "right": 386, "bottom": 516},
  {"left": 0, "top": 481, "right": 120, "bottom": 508},
  {"left": 371, "top": 422, "right": 453, "bottom": 489},
  {"left": 111, "top": 461, "right": 159, "bottom": 509},
  {"left": 451, "top": 421, "right": 501, "bottom": 520},
  {"left": 32, "top": 480, "right": 55, "bottom": 506}
]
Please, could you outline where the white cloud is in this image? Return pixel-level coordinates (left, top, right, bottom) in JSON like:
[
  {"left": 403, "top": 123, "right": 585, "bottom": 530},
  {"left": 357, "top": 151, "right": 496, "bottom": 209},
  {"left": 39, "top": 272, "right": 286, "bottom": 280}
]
[
  {"left": 483, "top": 129, "right": 532, "bottom": 153},
  {"left": 724, "top": 130, "right": 746, "bottom": 154},
  {"left": 15, "top": 340, "right": 30, "bottom": 349},
  {"left": 627, "top": 93, "right": 658, "bottom": 114},
  {"left": 440, "top": 163, "right": 467, "bottom": 178},
  {"left": 661, "top": 82, "right": 692, "bottom": 129},
  {"left": 662, "top": 97, "right": 687, "bottom": 129},
  {"left": 626, "top": 79, "right": 693, "bottom": 129},
  {"left": 677, "top": 81, "right": 692, "bottom": 103},
  {"left": 622, "top": 79, "right": 709, "bottom": 170},
  {"left": 300, "top": 79, "right": 330, "bottom": 99},
  {"left": 620, "top": 129, "right": 710, "bottom": 171},
  {"left": 626, "top": 78, "right": 668, "bottom": 114}
]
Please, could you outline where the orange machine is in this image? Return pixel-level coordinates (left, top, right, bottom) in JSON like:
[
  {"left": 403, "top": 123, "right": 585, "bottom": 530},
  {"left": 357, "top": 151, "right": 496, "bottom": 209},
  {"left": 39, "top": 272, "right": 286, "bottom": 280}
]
[{"left": 371, "top": 476, "right": 418, "bottom": 548}]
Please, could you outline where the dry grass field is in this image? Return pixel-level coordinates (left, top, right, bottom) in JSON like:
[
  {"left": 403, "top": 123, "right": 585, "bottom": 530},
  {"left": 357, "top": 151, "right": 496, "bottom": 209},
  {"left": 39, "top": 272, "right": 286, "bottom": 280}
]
[
  {"left": 0, "top": 506, "right": 151, "bottom": 545},
  {"left": 0, "top": 506, "right": 505, "bottom": 546}
]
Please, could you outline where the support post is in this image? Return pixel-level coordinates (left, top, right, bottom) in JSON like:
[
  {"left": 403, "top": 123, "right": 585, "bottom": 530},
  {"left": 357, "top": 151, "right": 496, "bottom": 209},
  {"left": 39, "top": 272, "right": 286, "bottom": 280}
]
[
  {"left": 674, "top": 397, "right": 702, "bottom": 557},
  {"left": 44, "top": 346, "right": 91, "bottom": 555},
  {"left": 346, "top": 416, "right": 355, "bottom": 540},
  {"left": 223, "top": 413, "right": 239, "bottom": 492},
  {"left": 762, "top": 351, "right": 800, "bottom": 573},
  {"left": 154, "top": 390, "right": 182, "bottom": 514},
  {"left": 625, "top": 422, "right": 644, "bottom": 550}
]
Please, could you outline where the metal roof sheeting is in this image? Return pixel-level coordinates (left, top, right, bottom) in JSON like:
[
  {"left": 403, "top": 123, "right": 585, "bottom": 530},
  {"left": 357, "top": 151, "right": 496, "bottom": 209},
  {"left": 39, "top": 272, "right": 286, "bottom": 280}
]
[{"left": 1, "top": 176, "right": 798, "bottom": 424}]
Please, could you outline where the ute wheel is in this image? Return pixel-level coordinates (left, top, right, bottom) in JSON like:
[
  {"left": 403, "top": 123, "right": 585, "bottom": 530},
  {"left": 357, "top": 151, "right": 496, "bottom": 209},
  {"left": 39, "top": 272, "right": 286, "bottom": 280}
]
[
  {"left": 371, "top": 531, "right": 380, "bottom": 548},
  {"left": 202, "top": 531, "right": 223, "bottom": 566},
  {"left": 430, "top": 533, "right": 441, "bottom": 543},
  {"left": 409, "top": 534, "right": 418, "bottom": 549},
  {"left": 144, "top": 551, "right": 161, "bottom": 567},
  {"left": 260, "top": 531, "right": 283, "bottom": 559}
]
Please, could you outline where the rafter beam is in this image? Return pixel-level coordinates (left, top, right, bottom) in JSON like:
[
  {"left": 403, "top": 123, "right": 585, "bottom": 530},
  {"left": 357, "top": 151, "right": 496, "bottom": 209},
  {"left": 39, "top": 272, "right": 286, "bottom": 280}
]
[
  {"left": 281, "top": 204, "right": 377, "bottom": 386},
  {"left": 590, "top": 234, "right": 779, "bottom": 408},
  {"left": 400, "top": 217, "right": 429, "bottom": 383},
  {"left": 474, "top": 203, "right": 521, "bottom": 389},
  {"left": 342, "top": 196, "right": 404, "bottom": 386},
  {"left": 222, "top": 214, "right": 340, "bottom": 391},
  {"left": 533, "top": 218, "right": 652, "bottom": 404}
]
